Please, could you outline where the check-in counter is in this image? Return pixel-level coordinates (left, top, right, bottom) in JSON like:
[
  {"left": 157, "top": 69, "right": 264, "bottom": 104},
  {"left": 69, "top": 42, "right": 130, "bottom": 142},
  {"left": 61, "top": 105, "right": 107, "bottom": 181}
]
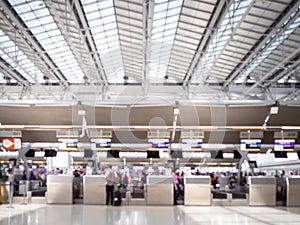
[
  {"left": 47, "top": 175, "right": 73, "bottom": 204},
  {"left": 184, "top": 176, "right": 211, "bottom": 206},
  {"left": 286, "top": 176, "right": 300, "bottom": 206},
  {"left": 146, "top": 175, "right": 173, "bottom": 205},
  {"left": 248, "top": 176, "right": 276, "bottom": 206},
  {"left": 83, "top": 175, "right": 106, "bottom": 205}
]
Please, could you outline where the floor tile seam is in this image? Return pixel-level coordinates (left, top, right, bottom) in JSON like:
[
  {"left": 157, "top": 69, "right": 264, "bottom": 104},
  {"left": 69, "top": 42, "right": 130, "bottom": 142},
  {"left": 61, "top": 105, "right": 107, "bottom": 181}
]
[{"left": 223, "top": 207, "right": 282, "bottom": 225}]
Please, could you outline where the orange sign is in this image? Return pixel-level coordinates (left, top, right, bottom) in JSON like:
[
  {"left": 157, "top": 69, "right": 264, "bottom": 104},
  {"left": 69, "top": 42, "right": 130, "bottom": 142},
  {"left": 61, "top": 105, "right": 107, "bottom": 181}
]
[{"left": 2, "top": 138, "right": 21, "bottom": 150}]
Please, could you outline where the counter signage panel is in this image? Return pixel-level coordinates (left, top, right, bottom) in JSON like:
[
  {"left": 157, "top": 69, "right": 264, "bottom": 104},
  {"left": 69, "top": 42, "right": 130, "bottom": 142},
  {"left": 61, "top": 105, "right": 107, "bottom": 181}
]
[
  {"left": 182, "top": 139, "right": 203, "bottom": 151},
  {"left": 58, "top": 138, "right": 78, "bottom": 150},
  {"left": 148, "top": 138, "right": 169, "bottom": 151},
  {"left": 274, "top": 139, "right": 295, "bottom": 151},
  {"left": 91, "top": 138, "right": 111, "bottom": 150},
  {"left": 248, "top": 160, "right": 257, "bottom": 168},
  {"left": 240, "top": 139, "right": 261, "bottom": 151}
]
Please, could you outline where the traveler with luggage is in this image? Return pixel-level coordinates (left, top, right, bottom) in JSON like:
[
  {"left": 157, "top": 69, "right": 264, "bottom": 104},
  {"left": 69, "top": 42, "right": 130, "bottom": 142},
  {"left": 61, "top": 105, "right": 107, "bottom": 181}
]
[{"left": 105, "top": 165, "right": 117, "bottom": 206}]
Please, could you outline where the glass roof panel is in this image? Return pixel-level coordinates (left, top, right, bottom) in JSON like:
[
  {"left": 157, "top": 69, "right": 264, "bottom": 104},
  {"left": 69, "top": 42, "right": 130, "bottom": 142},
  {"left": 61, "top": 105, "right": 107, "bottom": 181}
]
[
  {"left": 0, "top": 72, "right": 7, "bottom": 83},
  {"left": 192, "top": 0, "right": 252, "bottom": 83},
  {"left": 149, "top": 0, "right": 183, "bottom": 80},
  {"left": 236, "top": 9, "right": 300, "bottom": 83},
  {"left": 8, "top": 0, "right": 85, "bottom": 83},
  {"left": 82, "top": 0, "right": 124, "bottom": 83},
  {"left": 0, "top": 30, "right": 44, "bottom": 83}
]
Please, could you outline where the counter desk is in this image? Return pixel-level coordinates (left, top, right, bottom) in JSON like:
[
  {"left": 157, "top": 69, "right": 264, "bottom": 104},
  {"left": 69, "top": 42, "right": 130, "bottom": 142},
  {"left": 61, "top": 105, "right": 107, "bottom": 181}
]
[
  {"left": 248, "top": 176, "right": 276, "bottom": 206},
  {"left": 83, "top": 175, "right": 106, "bottom": 205},
  {"left": 47, "top": 175, "right": 73, "bottom": 204},
  {"left": 286, "top": 176, "right": 300, "bottom": 206},
  {"left": 146, "top": 175, "right": 173, "bottom": 205},
  {"left": 184, "top": 176, "right": 211, "bottom": 206}
]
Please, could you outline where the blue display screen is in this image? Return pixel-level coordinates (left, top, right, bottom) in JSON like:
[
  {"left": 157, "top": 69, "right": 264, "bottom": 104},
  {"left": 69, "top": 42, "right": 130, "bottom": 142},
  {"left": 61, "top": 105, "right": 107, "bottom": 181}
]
[
  {"left": 58, "top": 138, "right": 78, "bottom": 150},
  {"left": 148, "top": 139, "right": 169, "bottom": 150},
  {"left": 182, "top": 139, "right": 203, "bottom": 150},
  {"left": 91, "top": 138, "right": 111, "bottom": 150},
  {"left": 274, "top": 139, "right": 295, "bottom": 151},
  {"left": 240, "top": 139, "right": 261, "bottom": 151}
]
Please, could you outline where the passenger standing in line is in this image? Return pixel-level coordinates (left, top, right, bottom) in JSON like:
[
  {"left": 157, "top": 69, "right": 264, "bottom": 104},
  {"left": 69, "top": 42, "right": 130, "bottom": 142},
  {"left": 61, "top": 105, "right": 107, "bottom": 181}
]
[
  {"left": 172, "top": 169, "right": 183, "bottom": 205},
  {"left": 105, "top": 165, "right": 116, "bottom": 206}
]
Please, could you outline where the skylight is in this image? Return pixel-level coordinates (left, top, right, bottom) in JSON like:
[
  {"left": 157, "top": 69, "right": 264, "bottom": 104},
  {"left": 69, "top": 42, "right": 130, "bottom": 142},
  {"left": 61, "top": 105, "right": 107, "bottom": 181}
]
[
  {"left": 149, "top": 0, "right": 183, "bottom": 81},
  {"left": 82, "top": 0, "right": 125, "bottom": 83},
  {"left": 192, "top": 0, "right": 252, "bottom": 83},
  {"left": 8, "top": 0, "right": 85, "bottom": 83},
  {"left": 236, "top": 8, "right": 300, "bottom": 83},
  {"left": 0, "top": 29, "right": 44, "bottom": 83}
]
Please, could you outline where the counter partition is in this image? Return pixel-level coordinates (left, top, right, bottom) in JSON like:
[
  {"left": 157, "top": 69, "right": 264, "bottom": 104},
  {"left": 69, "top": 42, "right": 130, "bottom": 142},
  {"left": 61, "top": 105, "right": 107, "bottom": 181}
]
[
  {"left": 146, "top": 175, "right": 173, "bottom": 205},
  {"left": 248, "top": 176, "right": 276, "bottom": 206},
  {"left": 83, "top": 175, "right": 106, "bottom": 205},
  {"left": 184, "top": 176, "right": 211, "bottom": 206},
  {"left": 286, "top": 176, "right": 300, "bottom": 206},
  {"left": 47, "top": 175, "right": 73, "bottom": 204}
]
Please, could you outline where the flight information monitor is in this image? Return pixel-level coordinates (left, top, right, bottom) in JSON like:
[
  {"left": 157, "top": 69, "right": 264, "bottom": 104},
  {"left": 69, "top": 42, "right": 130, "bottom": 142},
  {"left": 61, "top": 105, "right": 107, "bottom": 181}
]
[
  {"left": 58, "top": 138, "right": 78, "bottom": 150},
  {"left": 148, "top": 139, "right": 169, "bottom": 150},
  {"left": 91, "top": 138, "right": 112, "bottom": 150},
  {"left": 181, "top": 139, "right": 203, "bottom": 151},
  {"left": 240, "top": 139, "right": 261, "bottom": 151},
  {"left": 274, "top": 139, "right": 295, "bottom": 151}
]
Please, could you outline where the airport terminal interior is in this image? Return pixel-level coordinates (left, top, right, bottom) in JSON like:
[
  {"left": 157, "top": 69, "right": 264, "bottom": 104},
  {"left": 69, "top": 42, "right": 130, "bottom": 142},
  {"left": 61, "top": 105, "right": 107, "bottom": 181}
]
[{"left": 0, "top": 0, "right": 300, "bottom": 224}]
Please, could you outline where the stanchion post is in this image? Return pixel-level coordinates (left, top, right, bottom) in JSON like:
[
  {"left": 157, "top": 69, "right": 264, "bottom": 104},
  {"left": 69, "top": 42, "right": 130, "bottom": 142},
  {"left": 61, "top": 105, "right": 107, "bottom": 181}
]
[
  {"left": 0, "top": 182, "right": 2, "bottom": 204},
  {"left": 7, "top": 182, "right": 14, "bottom": 208},
  {"left": 19, "top": 181, "right": 28, "bottom": 205}
]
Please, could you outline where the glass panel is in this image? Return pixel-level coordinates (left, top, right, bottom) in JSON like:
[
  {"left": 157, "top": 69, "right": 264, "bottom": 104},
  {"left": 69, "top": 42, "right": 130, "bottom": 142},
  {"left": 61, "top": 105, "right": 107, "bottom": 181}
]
[
  {"left": 237, "top": 15, "right": 300, "bottom": 83},
  {"left": 8, "top": 0, "right": 85, "bottom": 83},
  {"left": 82, "top": 0, "right": 124, "bottom": 83},
  {"left": 192, "top": 0, "right": 253, "bottom": 83},
  {"left": 149, "top": 0, "right": 183, "bottom": 81},
  {"left": 0, "top": 30, "right": 44, "bottom": 83}
]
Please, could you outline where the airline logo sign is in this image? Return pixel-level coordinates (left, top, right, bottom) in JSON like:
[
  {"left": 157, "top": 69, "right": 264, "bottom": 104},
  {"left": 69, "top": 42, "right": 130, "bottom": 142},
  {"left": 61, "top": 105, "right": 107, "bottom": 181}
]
[{"left": 2, "top": 138, "right": 22, "bottom": 150}]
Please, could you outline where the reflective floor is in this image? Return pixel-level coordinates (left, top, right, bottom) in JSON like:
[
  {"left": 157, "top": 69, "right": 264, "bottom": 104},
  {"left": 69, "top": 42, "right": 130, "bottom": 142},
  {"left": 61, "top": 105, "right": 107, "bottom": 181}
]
[{"left": 1, "top": 204, "right": 300, "bottom": 225}]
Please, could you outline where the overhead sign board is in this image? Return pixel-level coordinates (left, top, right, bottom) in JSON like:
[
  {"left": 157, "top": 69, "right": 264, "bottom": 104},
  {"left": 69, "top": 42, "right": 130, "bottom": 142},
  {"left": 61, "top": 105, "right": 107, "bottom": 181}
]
[
  {"left": 240, "top": 139, "right": 261, "bottom": 151},
  {"left": 0, "top": 131, "right": 22, "bottom": 137},
  {"left": 91, "top": 138, "right": 112, "bottom": 150},
  {"left": 181, "top": 139, "right": 203, "bottom": 151},
  {"left": 148, "top": 138, "right": 169, "bottom": 150},
  {"left": 58, "top": 138, "right": 78, "bottom": 150}
]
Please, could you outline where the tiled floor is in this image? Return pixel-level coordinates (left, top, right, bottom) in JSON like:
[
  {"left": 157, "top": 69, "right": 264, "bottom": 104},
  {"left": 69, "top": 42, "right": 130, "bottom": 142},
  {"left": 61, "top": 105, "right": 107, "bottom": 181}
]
[{"left": 1, "top": 204, "right": 300, "bottom": 225}]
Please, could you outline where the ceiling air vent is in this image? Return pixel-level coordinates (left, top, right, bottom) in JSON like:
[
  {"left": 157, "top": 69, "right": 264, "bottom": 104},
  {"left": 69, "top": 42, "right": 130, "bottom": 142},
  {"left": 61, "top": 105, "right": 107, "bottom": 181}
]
[
  {"left": 274, "top": 131, "right": 297, "bottom": 139},
  {"left": 240, "top": 131, "right": 263, "bottom": 139},
  {"left": 181, "top": 130, "right": 204, "bottom": 139}
]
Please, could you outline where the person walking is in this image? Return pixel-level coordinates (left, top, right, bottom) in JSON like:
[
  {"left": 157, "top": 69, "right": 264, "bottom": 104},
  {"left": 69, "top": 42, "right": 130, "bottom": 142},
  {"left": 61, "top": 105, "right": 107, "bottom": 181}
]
[
  {"left": 172, "top": 169, "right": 183, "bottom": 205},
  {"left": 105, "top": 165, "right": 116, "bottom": 206}
]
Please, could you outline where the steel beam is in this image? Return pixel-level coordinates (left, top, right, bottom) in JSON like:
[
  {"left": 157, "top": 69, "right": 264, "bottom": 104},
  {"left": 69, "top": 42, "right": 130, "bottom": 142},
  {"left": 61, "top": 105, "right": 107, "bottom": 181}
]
[
  {"left": 224, "top": 0, "right": 300, "bottom": 87},
  {"left": 0, "top": 0, "right": 68, "bottom": 86},
  {"left": 183, "top": 0, "right": 232, "bottom": 87}
]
